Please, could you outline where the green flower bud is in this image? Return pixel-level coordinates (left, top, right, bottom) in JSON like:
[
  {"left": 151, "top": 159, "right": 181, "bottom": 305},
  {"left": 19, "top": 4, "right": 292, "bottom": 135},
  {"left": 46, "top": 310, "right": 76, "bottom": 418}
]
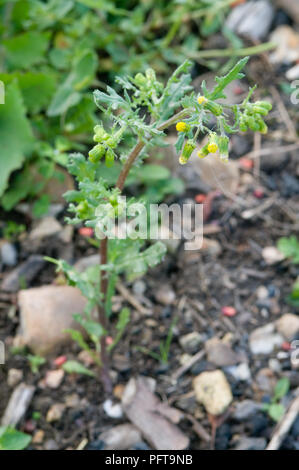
[
  {"left": 204, "top": 100, "right": 223, "bottom": 116},
  {"left": 77, "top": 200, "right": 89, "bottom": 219},
  {"left": 134, "top": 73, "right": 146, "bottom": 86},
  {"left": 240, "top": 118, "right": 248, "bottom": 132},
  {"left": 93, "top": 125, "right": 108, "bottom": 142},
  {"left": 105, "top": 148, "right": 115, "bottom": 168},
  {"left": 197, "top": 144, "right": 210, "bottom": 159},
  {"left": 254, "top": 101, "right": 272, "bottom": 112},
  {"left": 145, "top": 68, "right": 156, "bottom": 82},
  {"left": 218, "top": 136, "right": 229, "bottom": 161},
  {"left": 179, "top": 139, "right": 196, "bottom": 164},
  {"left": 257, "top": 119, "right": 268, "bottom": 134},
  {"left": 252, "top": 106, "right": 268, "bottom": 116},
  {"left": 88, "top": 144, "right": 105, "bottom": 162},
  {"left": 246, "top": 116, "right": 260, "bottom": 132}
]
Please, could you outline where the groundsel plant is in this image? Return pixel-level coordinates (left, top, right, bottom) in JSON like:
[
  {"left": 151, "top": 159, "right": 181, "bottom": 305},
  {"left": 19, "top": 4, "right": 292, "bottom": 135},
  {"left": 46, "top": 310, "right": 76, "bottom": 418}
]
[{"left": 46, "top": 58, "right": 271, "bottom": 393}]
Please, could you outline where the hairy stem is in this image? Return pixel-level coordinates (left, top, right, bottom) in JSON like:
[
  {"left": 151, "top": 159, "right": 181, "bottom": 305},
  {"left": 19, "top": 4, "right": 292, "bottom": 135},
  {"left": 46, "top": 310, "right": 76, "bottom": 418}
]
[{"left": 98, "top": 107, "right": 191, "bottom": 392}]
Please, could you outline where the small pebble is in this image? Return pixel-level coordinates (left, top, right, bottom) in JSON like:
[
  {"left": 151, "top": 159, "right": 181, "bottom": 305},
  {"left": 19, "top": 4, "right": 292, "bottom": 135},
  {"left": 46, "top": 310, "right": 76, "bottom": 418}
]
[
  {"left": 103, "top": 399, "right": 123, "bottom": 419},
  {"left": 46, "top": 403, "right": 65, "bottom": 423},
  {"left": 7, "top": 368, "right": 23, "bottom": 387},
  {"left": 32, "top": 430, "right": 45, "bottom": 444},
  {"left": 0, "top": 242, "right": 18, "bottom": 266},
  {"left": 45, "top": 369, "right": 65, "bottom": 389}
]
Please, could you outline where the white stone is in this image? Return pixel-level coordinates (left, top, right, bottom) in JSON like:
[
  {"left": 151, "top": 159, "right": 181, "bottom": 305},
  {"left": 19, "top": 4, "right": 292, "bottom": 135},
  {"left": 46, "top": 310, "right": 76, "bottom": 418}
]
[
  {"left": 249, "top": 323, "right": 284, "bottom": 355},
  {"left": 226, "top": 363, "right": 251, "bottom": 382},
  {"left": 193, "top": 370, "right": 233, "bottom": 416},
  {"left": 276, "top": 313, "right": 299, "bottom": 341},
  {"left": 262, "top": 246, "right": 284, "bottom": 265},
  {"left": 103, "top": 399, "right": 123, "bottom": 419}
]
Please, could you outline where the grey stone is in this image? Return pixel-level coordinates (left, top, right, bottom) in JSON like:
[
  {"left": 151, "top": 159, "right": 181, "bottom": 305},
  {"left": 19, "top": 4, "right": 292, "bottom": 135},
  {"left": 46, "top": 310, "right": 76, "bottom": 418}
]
[
  {"left": 29, "top": 216, "right": 62, "bottom": 240},
  {"left": 234, "top": 437, "right": 266, "bottom": 451},
  {"left": 100, "top": 424, "right": 141, "bottom": 450},
  {"left": 1, "top": 255, "right": 45, "bottom": 292},
  {"left": 179, "top": 332, "right": 204, "bottom": 354},
  {"left": 0, "top": 242, "right": 17, "bottom": 267},
  {"left": 17, "top": 285, "right": 88, "bottom": 355},
  {"left": 233, "top": 400, "right": 262, "bottom": 421},
  {"left": 226, "top": 1, "right": 274, "bottom": 40}
]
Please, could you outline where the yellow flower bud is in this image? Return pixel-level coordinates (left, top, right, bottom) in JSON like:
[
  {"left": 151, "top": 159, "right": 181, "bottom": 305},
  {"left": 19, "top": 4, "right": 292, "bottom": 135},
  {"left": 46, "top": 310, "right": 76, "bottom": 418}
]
[
  {"left": 176, "top": 121, "right": 189, "bottom": 132},
  {"left": 197, "top": 96, "right": 207, "bottom": 105},
  {"left": 207, "top": 142, "right": 218, "bottom": 153}
]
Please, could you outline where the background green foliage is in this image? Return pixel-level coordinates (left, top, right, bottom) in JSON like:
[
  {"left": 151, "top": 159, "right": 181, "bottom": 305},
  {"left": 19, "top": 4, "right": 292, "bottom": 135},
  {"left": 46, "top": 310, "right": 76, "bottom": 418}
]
[{"left": 0, "top": 0, "right": 236, "bottom": 212}]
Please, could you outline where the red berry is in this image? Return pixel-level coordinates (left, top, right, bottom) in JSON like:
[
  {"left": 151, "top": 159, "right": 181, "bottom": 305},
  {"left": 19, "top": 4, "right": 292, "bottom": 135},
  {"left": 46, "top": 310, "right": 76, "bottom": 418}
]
[
  {"left": 282, "top": 341, "right": 291, "bottom": 351},
  {"left": 195, "top": 194, "right": 206, "bottom": 203},
  {"left": 106, "top": 336, "right": 113, "bottom": 346},
  {"left": 253, "top": 188, "right": 264, "bottom": 199},
  {"left": 221, "top": 306, "right": 237, "bottom": 317},
  {"left": 233, "top": 85, "right": 244, "bottom": 95},
  {"left": 239, "top": 157, "right": 253, "bottom": 169},
  {"left": 79, "top": 227, "right": 93, "bottom": 237},
  {"left": 53, "top": 355, "right": 67, "bottom": 367}
]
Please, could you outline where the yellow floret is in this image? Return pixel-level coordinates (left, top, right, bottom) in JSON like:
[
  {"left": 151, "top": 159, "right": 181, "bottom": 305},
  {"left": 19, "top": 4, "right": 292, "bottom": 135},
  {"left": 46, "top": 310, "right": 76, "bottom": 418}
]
[
  {"left": 197, "top": 151, "right": 206, "bottom": 159},
  {"left": 197, "top": 96, "right": 207, "bottom": 105},
  {"left": 176, "top": 121, "right": 188, "bottom": 132},
  {"left": 207, "top": 142, "right": 218, "bottom": 153},
  {"left": 179, "top": 155, "right": 188, "bottom": 165}
]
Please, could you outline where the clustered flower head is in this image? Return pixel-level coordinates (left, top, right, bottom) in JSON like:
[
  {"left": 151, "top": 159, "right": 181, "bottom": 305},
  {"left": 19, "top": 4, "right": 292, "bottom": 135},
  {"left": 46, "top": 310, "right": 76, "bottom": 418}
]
[
  {"left": 176, "top": 121, "right": 190, "bottom": 132},
  {"left": 240, "top": 101, "right": 272, "bottom": 134},
  {"left": 88, "top": 125, "right": 124, "bottom": 167},
  {"left": 197, "top": 95, "right": 207, "bottom": 105}
]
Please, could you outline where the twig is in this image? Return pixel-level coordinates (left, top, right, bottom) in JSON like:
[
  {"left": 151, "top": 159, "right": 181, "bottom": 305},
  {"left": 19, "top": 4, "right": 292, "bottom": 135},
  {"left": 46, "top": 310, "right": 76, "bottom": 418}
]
[
  {"left": 241, "top": 195, "right": 276, "bottom": 219},
  {"left": 187, "top": 42, "right": 277, "bottom": 60},
  {"left": 241, "top": 142, "right": 299, "bottom": 160},
  {"left": 266, "top": 393, "right": 299, "bottom": 450},
  {"left": 172, "top": 349, "right": 206, "bottom": 382},
  {"left": 116, "top": 281, "right": 151, "bottom": 316},
  {"left": 270, "top": 85, "right": 298, "bottom": 141},
  {"left": 184, "top": 412, "right": 211, "bottom": 443},
  {"left": 253, "top": 132, "right": 261, "bottom": 179}
]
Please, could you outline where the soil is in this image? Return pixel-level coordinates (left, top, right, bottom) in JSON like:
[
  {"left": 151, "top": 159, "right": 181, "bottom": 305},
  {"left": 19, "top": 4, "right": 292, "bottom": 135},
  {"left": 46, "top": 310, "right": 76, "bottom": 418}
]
[{"left": 0, "top": 53, "right": 299, "bottom": 450}]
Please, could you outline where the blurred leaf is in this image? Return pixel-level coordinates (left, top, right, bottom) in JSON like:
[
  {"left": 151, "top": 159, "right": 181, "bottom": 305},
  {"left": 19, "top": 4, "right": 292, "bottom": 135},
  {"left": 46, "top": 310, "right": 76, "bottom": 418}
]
[
  {"left": 268, "top": 403, "right": 285, "bottom": 422},
  {"left": 277, "top": 236, "right": 299, "bottom": 264},
  {"left": 0, "top": 427, "right": 31, "bottom": 450},
  {"left": 1, "top": 166, "right": 33, "bottom": 210},
  {"left": 32, "top": 194, "right": 50, "bottom": 218},
  {"left": 47, "top": 50, "right": 97, "bottom": 116},
  {"left": 17, "top": 73, "right": 57, "bottom": 113},
  {"left": 0, "top": 80, "right": 34, "bottom": 199},
  {"left": 273, "top": 377, "right": 290, "bottom": 401},
  {"left": 62, "top": 360, "right": 95, "bottom": 376},
  {"left": 3, "top": 31, "right": 50, "bottom": 69}
]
